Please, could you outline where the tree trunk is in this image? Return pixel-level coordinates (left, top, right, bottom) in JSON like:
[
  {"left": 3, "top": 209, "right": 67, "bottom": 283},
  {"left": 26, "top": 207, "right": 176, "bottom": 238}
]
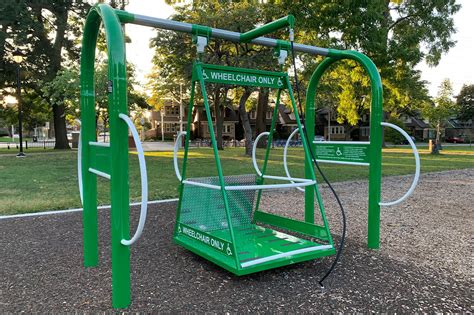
[
  {"left": 214, "top": 87, "right": 224, "bottom": 150},
  {"left": 53, "top": 103, "right": 70, "bottom": 149},
  {"left": 343, "top": 123, "right": 356, "bottom": 141},
  {"left": 256, "top": 87, "right": 269, "bottom": 148},
  {"left": 238, "top": 89, "right": 253, "bottom": 156},
  {"left": 435, "top": 121, "right": 442, "bottom": 152},
  {"left": 47, "top": 8, "right": 70, "bottom": 149}
]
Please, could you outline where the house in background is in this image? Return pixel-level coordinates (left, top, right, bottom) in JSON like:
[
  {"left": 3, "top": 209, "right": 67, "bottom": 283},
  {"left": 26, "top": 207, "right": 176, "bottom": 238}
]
[
  {"left": 148, "top": 98, "right": 188, "bottom": 140},
  {"left": 400, "top": 115, "right": 431, "bottom": 141},
  {"left": 151, "top": 100, "right": 451, "bottom": 143},
  {"left": 192, "top": 106, "right": 239, "bottom": 140},
  {"left": 314, "top": 108, "right": 371, "bottom": 141},
  {"left": 248, "top": 107, "right": 274, "bottom": 134},
  {"left": 445, "top": 118, "right": 473, "bottom": 140},
  {"left": 276, "top": 104, "right": 298, "bottom": 138}
]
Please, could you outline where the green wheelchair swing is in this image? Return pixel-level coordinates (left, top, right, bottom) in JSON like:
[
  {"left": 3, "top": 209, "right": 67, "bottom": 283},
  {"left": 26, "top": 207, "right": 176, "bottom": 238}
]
[
  {"left": 173, "top": 31, "right": 336, "bottom": 275},
  {"left": 80, "top": 4, "right": 421, "bottom": 308}
]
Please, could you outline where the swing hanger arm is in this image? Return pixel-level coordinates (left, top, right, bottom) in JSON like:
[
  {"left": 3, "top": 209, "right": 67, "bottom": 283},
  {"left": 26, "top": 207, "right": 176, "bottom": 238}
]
[{"left": 240, "top": 15, "right": 295, "bottom": 43}]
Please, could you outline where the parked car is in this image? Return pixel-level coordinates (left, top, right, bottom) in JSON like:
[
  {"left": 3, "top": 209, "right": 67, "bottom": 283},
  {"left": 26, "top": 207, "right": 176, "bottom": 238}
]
[
  {"left": 445, "top": 136, "right": 465, "bottom": 143},
  {"left": 400, "top": 136, "right": 416, "bottom": 145},
  {"left": 314, "top": 135, "right": 325, "bottom": 142}
]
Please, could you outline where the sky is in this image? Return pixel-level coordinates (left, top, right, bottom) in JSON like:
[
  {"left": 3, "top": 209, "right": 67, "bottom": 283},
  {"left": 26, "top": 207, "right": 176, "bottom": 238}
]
[
  {"left": 125, "top": 0, "right": 474, "bottom": 98},
  {"left": 125, "top": 0, "right": 174, "bottom": 94},
  {"left": 416, "top": 0, "right": 474, "bottom": 97}
]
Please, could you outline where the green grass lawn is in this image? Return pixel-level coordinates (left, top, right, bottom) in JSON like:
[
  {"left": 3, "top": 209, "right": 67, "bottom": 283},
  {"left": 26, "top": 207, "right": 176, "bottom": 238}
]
[
  {"left": 0, "top": 136, "right": 34, "bottom": 143},
  {"left": 0, "top": 147, "right": 472, "bottom": 215}
]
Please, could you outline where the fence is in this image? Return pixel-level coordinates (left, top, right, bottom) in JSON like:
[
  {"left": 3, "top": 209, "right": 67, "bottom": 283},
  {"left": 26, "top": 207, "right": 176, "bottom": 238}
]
[
  {"left": 3, "top": 140, "right": 57, "bottom": 150},
  {"left": 188, "top": 139, "right": 304, "bottom": 148}
]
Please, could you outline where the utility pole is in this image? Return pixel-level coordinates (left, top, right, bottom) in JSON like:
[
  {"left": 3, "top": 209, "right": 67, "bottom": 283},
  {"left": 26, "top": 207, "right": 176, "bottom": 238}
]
[
  {"left": 13, "top": 50, "right": 25, "bottom": 157},
  {"left": 179, "top": 83, "right": 184, "bottom": 148},
  {"left": 327, "top": 106, "right": 331, "bottom": 141},
  {"left": 179, "top": 83, "right": 183, "bottom": 134},
  {"left": 161, "top": 108, "right": 164, "bottom": 142}
]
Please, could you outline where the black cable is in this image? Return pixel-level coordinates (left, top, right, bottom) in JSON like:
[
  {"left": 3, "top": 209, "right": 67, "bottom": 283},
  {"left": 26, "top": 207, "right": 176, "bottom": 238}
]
[{"left": 289, "top": 40, "right": 347, "bottom": 288}]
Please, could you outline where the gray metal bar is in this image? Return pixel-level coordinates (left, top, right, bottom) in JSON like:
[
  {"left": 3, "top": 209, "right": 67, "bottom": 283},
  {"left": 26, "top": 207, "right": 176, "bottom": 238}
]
[{"left": 132, "top": 14, "right": 329, "bottom": 57}]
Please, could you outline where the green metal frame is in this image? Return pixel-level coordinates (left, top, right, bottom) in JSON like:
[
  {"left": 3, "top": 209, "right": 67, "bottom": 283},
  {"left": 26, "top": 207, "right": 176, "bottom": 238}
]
[
  {"left": 304, "top": 49, "right": 383, "bottom": 249},
  {"left": 240, "top": 15, "right": 295, "bottom": 42},
  {"left": 80, "top": 4, "right": 131, "bottom": 309},
  {"left": 79, "top": 3, "right": 385, "bottom": 309},
  {"left": 173, "top": 62, "right": 335, "bottom": 275}
]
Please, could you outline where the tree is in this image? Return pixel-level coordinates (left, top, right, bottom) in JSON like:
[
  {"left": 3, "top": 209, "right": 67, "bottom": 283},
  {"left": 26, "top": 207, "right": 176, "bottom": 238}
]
[
  {"left": 384, "top": 116, "right": 408, "bottom": 144},
  {"left": 42, "top": 63, "right": 147, "bottom": 133},
  {"left": 148, "top": 1, "right": 279, "bottom": 153},
  {"left": 150, "top": 0, "right": 459, "bottom": 151},
  {"left": 276, "top": 0, "right": 458, "bottom": 133},
  {"left": 0, "top": 90, "right": 50, "bottom": 135},
  {"left": 423, "top": 79, "right": 458, "bottom": 153},
  {"left": 456, "top": 84, "right": 474, "bottom": 122},
  {"left": 1, "top": 0, "right": 92, "bottom": 149}
]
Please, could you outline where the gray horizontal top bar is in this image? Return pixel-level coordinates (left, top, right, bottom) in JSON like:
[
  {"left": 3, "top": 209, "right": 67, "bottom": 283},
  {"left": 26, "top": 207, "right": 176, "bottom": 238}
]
[{"left": 132, "top": 14, "right": 329, "bottom": 57}]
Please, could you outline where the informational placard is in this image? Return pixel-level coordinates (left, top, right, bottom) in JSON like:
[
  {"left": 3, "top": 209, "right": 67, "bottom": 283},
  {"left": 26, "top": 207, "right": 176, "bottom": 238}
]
[
  {"left": 201, "top": 64, "right": 285, "bottom": 89},
  {"left": 177, "top": 223, "right": 234, "bottom": 257},
  {"left": 313, "top": 142, "right": 370, "bottom": 165}
]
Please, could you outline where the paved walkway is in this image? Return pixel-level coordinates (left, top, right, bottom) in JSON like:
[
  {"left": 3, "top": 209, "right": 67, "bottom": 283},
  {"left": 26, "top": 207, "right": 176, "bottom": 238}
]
[{"left": 141, "top": 141, "right": 175, "bottom": 151}]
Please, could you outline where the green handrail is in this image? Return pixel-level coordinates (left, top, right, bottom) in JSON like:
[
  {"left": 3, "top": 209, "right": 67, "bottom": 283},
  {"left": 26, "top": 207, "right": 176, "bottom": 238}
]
[
  {"left": 240, "top": 15, "right": 295, "bottom": 42},
  {"left": 304, "top": 49, "right": 383, "bottom": 249}
]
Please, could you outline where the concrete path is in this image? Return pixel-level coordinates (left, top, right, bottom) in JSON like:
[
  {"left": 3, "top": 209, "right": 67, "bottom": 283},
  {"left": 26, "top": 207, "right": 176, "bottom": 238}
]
[{"left": 141, "top": 141, "right": 175, "bottom": 151}]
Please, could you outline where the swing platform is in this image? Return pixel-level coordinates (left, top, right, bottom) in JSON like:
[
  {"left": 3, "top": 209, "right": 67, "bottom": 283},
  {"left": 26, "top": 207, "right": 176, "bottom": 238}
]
[
  {"left": 175, "top": 223, "right": 335, "bottom": 275},
  {"left": 173, "top": 175, "right": 335, "bottom": 275}
]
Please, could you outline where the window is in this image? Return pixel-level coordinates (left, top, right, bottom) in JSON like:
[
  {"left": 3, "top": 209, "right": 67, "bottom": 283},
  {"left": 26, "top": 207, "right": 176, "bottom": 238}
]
[
  {"left": 330, "top": 126, "right": 344, "bottom": 135},
  {"left": 165, "top": 106, "right": 179, "bottom": 116},
  {"left": 266, "top": 111, "right": 272, "bottom": 119},
  {"left": 250, "top": 111, "right": 256, "bottom": 119},
  {"left": 164, "top": 123, "right": 177, "bottom": 133},
  {"left": 223, "top": 124, "right": 232, "bottom": 133}
]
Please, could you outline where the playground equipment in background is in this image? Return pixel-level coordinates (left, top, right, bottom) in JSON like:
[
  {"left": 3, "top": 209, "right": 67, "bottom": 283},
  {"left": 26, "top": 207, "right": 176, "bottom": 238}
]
[{"left": 78, "top": 4, "right": 420, "bottom": 309}]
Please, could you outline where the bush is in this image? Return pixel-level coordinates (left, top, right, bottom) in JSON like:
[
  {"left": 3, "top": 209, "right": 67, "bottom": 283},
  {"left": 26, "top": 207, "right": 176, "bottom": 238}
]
[{"left": 384, "top": 117, "right": 409, "bottom": 144}]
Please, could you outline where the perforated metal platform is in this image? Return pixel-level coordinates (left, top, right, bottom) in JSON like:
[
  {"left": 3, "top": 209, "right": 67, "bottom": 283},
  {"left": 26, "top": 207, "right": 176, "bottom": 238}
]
[
  {"left": 174, "top": 223, "right": 335, "bottom": 275},
  {"left": 174, "top": 174, "right": 335, "bottom": 275}
]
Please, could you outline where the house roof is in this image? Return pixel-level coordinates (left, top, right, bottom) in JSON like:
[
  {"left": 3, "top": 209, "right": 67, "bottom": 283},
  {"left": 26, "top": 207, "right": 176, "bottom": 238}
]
[
  {"left": 278, "top": 104, "right": 297, "bottom": 125},
  {"left": 405, "top": 117, "right": 430, "bottom": 129},
  {"left": 447, "top": 118, "right": 473, "bottom": 128}
]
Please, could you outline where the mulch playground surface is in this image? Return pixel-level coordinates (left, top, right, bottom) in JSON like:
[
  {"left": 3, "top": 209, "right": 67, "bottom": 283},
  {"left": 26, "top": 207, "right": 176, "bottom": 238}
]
[{"left": 0, "top": 169, "right": 472, "bottom": 312}]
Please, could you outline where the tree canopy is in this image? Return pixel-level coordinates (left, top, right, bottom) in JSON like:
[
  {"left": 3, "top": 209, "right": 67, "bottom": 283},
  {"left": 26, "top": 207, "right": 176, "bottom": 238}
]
[
  {"left": 1, "top": 0, "right": 92, "bottom": 148},
  {"left": 149, "top": 0, "right": 460, "bottom": 141},
  {"left": 456, "top": 84, "right": 474, "bottom": 122},
  {"left": 423, "top": 79, "right": 458, "bottom": 152},
  {"left": 1, "top": 0, "right": 147, "bottom": 147}
]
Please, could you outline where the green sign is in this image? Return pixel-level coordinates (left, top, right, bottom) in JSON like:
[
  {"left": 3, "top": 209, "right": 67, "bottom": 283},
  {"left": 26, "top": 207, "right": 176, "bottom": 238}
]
[
  {"left": 201, "top": 65, "right": 285, "bottom": 89},
  {"left": 177, "top": 223, "right": 234, "bottom": 257},
  {"left": 314, "top": 142, "right": 370, "bottom": 164}
]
